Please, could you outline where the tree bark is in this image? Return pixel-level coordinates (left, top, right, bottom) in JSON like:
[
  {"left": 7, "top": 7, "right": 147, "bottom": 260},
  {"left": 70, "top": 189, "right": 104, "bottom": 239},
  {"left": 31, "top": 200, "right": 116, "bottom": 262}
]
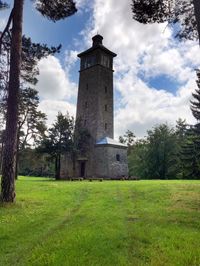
[
  {"left": 193, "top": 0, "right": 200, "bottom": 43},
  {"left": 0, "top": 141, "right": 4, "bottom": 173},
  {"left": 54, "top": 154, "right": 61, "bottom": 180},
  {"left": 55, "top": 156, "right": 59, "bottom": 180},
  {"left": 15, "top": 130, "right": 20, "bottom": 180},
  {"left": 72, "top": 151, "right": 76, "bottom": 177},
  {"left": 1, "top": 0, "right": 24, "bottom": 202},
  {"left": 56, "top": 154, "right": 61, "bottom": 180}
]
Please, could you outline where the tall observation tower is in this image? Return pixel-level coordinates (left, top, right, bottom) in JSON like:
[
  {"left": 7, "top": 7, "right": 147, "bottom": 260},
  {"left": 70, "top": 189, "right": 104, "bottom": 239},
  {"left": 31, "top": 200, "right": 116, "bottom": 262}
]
[
  {"left": 76, "top": 34, "right": 116, "bottom": 141},
  {"left": 62, "top": 35, "right": 128, "bottom": 179}
]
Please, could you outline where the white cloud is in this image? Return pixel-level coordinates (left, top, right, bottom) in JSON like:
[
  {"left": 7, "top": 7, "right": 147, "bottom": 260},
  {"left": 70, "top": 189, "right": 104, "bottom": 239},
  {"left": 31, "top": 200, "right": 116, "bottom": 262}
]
[
  {"left": 77, "top": 0, "right": 200, "bottom": 137},
  {"left": 115, "top": 71, "right": 196, "bottom": 138},
  {"left": 65, "top": 50, "right": 79, "bottom": 67},
  {"left": 35, "top": 55, "right": 77, "bottom": 126},
  {"left": 36, "top": 55, "right": 77, "bottom": 100},
  {"left": 39, "top": 100, "right": 76, "bottom": 126},
  {"left": 0, "top": 18, "right": 6, "bottom": 31},
  {"left": 14, "top": 0, "right": 198, "bottom": 136},
  {"left": 75, "top": 0, "right": 92, "bottom": 13}
]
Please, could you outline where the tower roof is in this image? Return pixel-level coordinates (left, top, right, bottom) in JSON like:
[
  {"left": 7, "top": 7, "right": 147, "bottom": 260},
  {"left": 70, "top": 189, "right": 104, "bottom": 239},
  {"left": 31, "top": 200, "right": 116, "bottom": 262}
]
[{"left": 78, "top": 34, "right": 117, "bottom": 58}]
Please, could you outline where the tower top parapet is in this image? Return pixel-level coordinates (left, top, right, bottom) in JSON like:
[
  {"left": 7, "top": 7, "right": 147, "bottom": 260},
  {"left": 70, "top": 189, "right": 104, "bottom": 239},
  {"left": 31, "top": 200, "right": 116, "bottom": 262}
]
[{"left": 78, "top": 35, "right": 117, "bottom": 58}]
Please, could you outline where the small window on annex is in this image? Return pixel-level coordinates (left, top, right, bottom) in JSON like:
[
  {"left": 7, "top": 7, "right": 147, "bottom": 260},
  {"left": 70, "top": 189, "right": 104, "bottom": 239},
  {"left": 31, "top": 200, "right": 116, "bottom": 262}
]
[{"left": 116, "top": 154, "right": 120, "bottom": 161}]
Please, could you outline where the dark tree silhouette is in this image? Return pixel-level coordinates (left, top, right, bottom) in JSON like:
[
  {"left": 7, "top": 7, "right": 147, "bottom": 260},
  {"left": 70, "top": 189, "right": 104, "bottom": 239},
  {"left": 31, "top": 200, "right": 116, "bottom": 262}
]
[
  {"left": 0, "top": 0, "right": 24, "bottom": 203},
  {"left": 191, "top": 69, "right": 200, "bottom": 125},
  {"left": 132, "top": 0, "right": 200, "bottom": 41},
  {"left": 0, "top": 36, "right": 60, "bottom": 181},
  {"left": 0, "top": 1, "right": 8, "bottom": 9},
  {"left": 38, "top": 113, "right": 74, "bottom": 180},
  {"left": 0, "top": 0, "right": 77, "bottom": 202}
]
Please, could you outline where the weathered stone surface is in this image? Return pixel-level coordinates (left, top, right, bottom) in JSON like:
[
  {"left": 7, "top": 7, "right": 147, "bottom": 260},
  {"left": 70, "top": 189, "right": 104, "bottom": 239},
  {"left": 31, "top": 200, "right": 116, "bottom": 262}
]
[{"left": 61, "top": 35, "right": 128, "bottom": 179}]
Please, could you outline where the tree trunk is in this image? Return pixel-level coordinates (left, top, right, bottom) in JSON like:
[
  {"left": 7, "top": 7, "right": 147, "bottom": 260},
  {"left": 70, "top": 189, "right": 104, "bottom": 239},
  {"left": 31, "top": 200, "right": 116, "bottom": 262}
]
[
  {"left": 1, "top": 0, "right": 24, "bottom": 202},
  {"left": 72, "top": 152, "right": 76, "bottom": 177},
  {"left": 193, "top": 0, "right": 200, "bottom": 43},
  {"left": 15, "top": 131, "right": 20, "bottom": 180},
  {"left": 57, "top": 154, "right": 61, "bottom": 180},
  {"left": 55, "top": 156, "right": 57, "bottom": 179},
  {"left": 55, "top": 155, "right": 61, "bottom": 180},
  {"left": 0, "top": 141, "right": 4, "bottom": 174}
]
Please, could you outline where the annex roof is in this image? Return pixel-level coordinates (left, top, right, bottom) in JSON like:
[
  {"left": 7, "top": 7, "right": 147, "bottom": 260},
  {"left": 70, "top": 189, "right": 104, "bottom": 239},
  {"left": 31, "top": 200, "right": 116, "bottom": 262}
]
[{"left": 96, "top": 137, "right": 127, "bottom": 148}]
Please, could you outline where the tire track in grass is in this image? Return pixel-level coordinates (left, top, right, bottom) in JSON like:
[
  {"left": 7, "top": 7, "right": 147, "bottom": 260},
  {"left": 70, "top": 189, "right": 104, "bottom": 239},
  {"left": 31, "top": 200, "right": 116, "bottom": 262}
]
[
  {"left": 27, "top": 182, "right": 133, "bottom": 266},
  {"left": 8, "top": 185, "right": 91, "bottom": 266}
]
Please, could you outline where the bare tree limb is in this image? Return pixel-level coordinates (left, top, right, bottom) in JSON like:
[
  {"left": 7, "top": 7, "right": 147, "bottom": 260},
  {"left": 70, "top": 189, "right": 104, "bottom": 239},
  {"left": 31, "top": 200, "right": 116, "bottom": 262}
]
[{"left": 0, "top": 8, "right": 13, "bottom": 54}]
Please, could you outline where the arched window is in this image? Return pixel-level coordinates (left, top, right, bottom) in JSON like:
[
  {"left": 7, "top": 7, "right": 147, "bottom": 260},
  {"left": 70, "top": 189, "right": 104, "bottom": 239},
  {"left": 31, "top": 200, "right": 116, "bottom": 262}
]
[{"left": 116, "top": 154, "right": 120, "bottom": 161}]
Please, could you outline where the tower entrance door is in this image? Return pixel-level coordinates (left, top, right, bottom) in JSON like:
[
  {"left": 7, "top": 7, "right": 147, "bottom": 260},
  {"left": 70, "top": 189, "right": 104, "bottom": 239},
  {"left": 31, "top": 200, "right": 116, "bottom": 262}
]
[{"left": 80, "top": 162, "right": 86, "bottom": 178}]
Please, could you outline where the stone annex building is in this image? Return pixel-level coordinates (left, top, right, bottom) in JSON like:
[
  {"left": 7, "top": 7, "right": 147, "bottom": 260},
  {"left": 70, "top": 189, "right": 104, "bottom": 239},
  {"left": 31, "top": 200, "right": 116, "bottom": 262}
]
[{"left": 61, "top": 35, "right": 128, "bottom": 179}]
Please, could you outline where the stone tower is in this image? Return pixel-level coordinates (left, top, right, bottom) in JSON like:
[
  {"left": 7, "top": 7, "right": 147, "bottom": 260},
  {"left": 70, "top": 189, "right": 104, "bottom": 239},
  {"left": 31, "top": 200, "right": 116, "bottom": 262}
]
[
  {"left": 61, "top": 35, "right": 128, "bottom": 179},
  {"left": 76, "top": 34, "right": 115, "bottom": 142}
]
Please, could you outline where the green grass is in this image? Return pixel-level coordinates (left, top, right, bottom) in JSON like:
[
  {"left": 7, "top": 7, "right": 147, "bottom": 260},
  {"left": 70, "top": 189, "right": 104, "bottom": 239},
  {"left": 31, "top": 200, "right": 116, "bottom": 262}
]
[{"left": 0, "top": 177, "right": 200, "bottom": 266}]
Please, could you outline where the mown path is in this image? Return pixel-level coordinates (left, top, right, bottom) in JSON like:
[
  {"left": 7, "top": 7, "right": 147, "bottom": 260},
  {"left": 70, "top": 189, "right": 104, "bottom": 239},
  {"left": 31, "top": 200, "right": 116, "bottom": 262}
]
[{"left": 0, "top": 177, "right": 200, "bottom": 266}]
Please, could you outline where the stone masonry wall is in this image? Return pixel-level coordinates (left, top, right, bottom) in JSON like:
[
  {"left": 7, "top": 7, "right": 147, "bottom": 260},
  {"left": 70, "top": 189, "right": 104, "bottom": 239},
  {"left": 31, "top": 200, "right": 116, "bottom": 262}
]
[{"left": 94, "top": 145, "right": 128, "bottom": 178}]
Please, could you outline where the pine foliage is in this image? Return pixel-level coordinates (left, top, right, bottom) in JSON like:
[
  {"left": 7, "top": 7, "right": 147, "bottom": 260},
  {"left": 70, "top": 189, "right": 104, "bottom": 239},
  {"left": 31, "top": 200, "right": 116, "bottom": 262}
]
[
  {"left": 34, "top": 0, "right": 77, "bottom": 22},
  {"left": 191, "top": 69, "right": 200, "bottom": 123},
  {"left": 0, "top": 1, "right": 8, "bottom": 10},
  {"left": 132, "top": 0, "right": 198, "bottom": 40}
]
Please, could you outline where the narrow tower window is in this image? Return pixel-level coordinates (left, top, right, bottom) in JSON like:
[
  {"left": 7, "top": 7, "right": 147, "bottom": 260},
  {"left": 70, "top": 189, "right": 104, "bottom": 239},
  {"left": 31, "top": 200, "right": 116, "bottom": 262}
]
[
  {"left": 86, "top": 83, "right": 88, "bottom": 90},
  {"left": 85, "top": 101, "right": 88, "bottom": 108},
  {"left": 105, "top": 105, "right": 107, "bottom": 111},
  {"left": 105, "top": 86, "right": 107, "bottom": 93},
  {"left": 105, "top": 123, "right": 107, "bottom": 130},
  {"left": 84, "top": 120, "right": 87, "bottom": 126},
  {"left": 116, "top": 154, "right": 120, "bottom": 161}
]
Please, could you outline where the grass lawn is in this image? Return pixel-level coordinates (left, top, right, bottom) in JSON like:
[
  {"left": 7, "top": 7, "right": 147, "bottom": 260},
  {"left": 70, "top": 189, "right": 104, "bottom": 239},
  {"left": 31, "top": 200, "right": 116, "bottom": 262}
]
[{"left": 0, "top": 177, "right": 200, "bottom": 266}]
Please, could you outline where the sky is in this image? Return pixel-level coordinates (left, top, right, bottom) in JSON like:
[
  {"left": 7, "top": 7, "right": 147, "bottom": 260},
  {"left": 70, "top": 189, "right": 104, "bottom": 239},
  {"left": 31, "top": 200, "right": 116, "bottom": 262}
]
[{"left": 0, "top": 0, "right": 200, "bottom": 138}]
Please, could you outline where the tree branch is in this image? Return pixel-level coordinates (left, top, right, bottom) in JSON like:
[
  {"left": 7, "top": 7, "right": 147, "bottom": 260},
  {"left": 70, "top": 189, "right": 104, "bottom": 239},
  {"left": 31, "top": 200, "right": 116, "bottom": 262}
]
[{"left": 0, "top": 8, "right": 13, "bottom": 54}]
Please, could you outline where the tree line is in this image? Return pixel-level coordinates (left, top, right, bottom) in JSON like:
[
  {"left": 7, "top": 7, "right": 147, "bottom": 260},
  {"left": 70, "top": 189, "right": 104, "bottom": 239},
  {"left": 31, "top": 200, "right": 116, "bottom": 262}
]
[
  {"left": 0, "top": 110, "right": 90, "bottom": 180},
  {"left": 119, "top": 70, "right": 200, "bottom": 180},
  {"left": 1, "top": 68, "right": 199, "bottom": 181}
]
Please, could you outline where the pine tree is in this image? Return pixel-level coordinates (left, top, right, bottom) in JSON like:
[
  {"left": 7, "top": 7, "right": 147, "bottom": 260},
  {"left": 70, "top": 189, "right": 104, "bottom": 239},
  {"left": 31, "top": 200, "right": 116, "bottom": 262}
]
[
  {"left": 0, "top": 37, "right": 60, "bottom": 181},
  {"left": 191, "top": 69, "right": 200, "bottom": 127},
  {"left": 180, "top": 70, "right": 200, "bottom": 180},
  {"left": 146, "top": 124, "right": 179, "bottom": 179},
  {"left": 39, "top": 113, "right": 74, "bottom": 180},
  {"left": 0, "top": 0, "right": 77, "bottom": 202},
  {"left": 181, "top": 128, "right": 200, "bottom": 179}
]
